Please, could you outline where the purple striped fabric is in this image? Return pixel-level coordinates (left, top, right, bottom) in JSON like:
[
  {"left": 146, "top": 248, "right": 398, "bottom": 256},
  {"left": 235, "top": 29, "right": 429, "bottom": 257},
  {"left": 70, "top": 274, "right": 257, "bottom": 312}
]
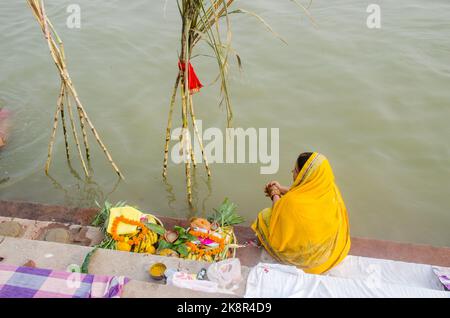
[
  {"left": 433, "top": 266, "right": 450, "bottom": 291},
  {"left": 0, "top": 263, "right": 129, "bottom": 298}
]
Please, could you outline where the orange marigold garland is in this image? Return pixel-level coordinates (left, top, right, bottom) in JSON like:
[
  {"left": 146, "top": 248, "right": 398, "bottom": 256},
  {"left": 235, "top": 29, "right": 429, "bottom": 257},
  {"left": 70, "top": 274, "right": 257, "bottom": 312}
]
[
  {"left": 109, "top": 216, "right": 159, "bottom": 254},
  {"left": 110, "top": 216, "right": 148, "bottom": 245},
  {"left": 186, "top": 228, "right": 228, "bottom": 260}
]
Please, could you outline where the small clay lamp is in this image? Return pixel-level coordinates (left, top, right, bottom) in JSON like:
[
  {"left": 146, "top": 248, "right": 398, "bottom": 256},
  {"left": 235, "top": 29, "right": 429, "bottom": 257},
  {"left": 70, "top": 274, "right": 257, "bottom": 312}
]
[{"left": 164, "top": 230, "right": 179, "bottom": 244}]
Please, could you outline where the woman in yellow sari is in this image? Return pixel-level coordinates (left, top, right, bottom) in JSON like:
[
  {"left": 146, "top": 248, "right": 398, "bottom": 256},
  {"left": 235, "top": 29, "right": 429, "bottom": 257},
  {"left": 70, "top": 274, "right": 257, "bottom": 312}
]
[{"left": 252, "top": 152, "right": 351, "bottom": 274}]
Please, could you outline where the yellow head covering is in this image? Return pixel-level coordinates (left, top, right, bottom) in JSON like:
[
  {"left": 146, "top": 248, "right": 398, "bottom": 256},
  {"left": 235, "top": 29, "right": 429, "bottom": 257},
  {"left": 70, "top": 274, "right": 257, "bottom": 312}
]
[{"left": 252, "top": 152, "right": 351, "bottom": 274}]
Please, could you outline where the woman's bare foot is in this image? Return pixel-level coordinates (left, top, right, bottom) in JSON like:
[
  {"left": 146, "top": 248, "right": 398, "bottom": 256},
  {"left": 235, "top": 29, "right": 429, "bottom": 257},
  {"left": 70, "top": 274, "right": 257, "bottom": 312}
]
[{"left": 244, "top": 237, "right": 262, "bottom": 248}]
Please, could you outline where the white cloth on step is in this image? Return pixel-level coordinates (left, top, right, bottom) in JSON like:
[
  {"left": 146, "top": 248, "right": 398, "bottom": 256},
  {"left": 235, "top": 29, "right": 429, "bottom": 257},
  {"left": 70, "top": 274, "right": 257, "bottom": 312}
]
[
  {"left": 326, "top": 255, "right": 445, "bottom": 291},
  {"left": 245, "top": 258, "right": 450, "bottom": 298}
]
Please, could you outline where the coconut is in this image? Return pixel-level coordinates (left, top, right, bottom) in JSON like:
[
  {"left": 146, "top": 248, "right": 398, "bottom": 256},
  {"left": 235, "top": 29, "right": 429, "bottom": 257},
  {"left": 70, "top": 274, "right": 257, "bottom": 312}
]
[{"left": 190, "top": 217, "right": 211, "bottom": 231}]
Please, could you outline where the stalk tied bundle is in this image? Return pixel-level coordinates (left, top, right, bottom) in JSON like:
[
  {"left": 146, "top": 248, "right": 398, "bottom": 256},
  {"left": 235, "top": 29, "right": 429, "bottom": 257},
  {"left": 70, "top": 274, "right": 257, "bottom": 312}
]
[
  {"left": 27, "top": 0, "right": 124, "bottom": 179},
  {"left": 162, "top": 0, "right": 314, "bottom": 205},
  {"left": 163, "top": 0, "right": 237, "bottom": 205}
]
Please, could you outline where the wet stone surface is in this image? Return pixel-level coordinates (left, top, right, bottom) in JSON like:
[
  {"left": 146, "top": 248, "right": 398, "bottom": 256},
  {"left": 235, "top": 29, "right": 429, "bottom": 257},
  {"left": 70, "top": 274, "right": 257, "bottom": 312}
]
[
  {"left": 0, "top": 221, "right": 24, "bottom": 238},
  {"left": 43, "top": 228, "right": 71, "bottom": 243},
  {"left": 37, "top": 223, "right": 95, "bottom": 246}
]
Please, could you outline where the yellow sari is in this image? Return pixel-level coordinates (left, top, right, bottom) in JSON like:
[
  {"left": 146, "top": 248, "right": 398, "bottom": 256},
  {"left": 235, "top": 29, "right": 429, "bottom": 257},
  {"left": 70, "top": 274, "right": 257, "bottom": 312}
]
[{"left": 252, "top": 152, "right": 351, "bottom": 274}]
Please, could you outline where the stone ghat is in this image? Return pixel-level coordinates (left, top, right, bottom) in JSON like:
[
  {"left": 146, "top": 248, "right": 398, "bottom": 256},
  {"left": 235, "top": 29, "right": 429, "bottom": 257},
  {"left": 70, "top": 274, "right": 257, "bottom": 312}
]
[
  {"left": 0, "top": 236, "right": 244, "bottom": 297},
  {"left": 0, "top": 200, "right": 449, "bottom": 267}
]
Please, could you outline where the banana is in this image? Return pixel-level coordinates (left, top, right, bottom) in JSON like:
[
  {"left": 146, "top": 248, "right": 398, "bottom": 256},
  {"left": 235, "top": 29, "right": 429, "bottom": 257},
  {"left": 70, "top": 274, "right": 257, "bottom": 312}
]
[
  {"left": 147, "top": 235, "right": 154, "bottom": 251},
  {"left": 149, "top": 231, "right": 156, "bottom": 245},
  {"left": 140, "top": 236, "right": 147, "bottom": 253},
  {"left": 147, "top": 231, "right": 154, "bottom": 244}
]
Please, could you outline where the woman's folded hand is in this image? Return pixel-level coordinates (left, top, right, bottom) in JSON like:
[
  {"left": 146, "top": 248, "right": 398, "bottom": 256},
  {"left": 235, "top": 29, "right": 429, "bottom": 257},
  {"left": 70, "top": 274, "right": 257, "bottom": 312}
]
[
  {"left": 266, "top": 181, "right": 281, "bottom": 189},
  {"left": 265, "top": 184, "right": 280, "bottom": 199},
  {"left": 265, "top": 181, "right": 280, "bottom": 196}
]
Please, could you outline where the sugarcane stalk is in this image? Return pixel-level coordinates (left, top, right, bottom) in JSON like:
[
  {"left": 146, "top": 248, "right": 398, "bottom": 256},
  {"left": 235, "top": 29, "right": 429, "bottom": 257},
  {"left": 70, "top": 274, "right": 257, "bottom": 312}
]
[
  {"left": 163, "top": 73, "right": 181, "bottom": 178},
  {"left": 182, "top": 18, "right": 193, "bottom": 205},
  {"left": 58, "top": 83, "right": 70, "bottom": 160},
  {"left": 189, "top": 127, "right": 197, "bottom": 169},
  {"left": 189, "top": 95, "right": 211, "bottom": 176},
  {"left": 65, "top": 85, "right": 90, "bottom": 177},
  {"left": 45, "top": 82, "right": 65, "bottom": 175},
  {"left": 62, "top": 70, "right": 123, "bottom": 179},
  {"left": 28, "top": 0, "right": 124, "bottom": 179},
  {"left": 77, "top": 105, "right": 90, "bottom": 162},
  {"left": 73, "top": 92, "right": 124, "bottom": 179},
  {"left": 50, "top": 44, "right": 122, "bottom": 178},
  {"left": 180, "top": 82, "right": 192, "bottom": 204},
  {"left": 190, "top": 144, "right": 197, "bottom": 168},
  {"left": 188, "top": 107, "right": 197, "bottom": 168}
]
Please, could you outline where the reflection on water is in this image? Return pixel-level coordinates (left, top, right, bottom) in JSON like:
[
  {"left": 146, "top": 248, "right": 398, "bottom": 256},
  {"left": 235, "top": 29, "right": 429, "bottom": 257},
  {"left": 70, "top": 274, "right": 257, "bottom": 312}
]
[
  {"left": 0, "top": 1, "right": 450, "bottom": 246},
  {"left": 162, "top": 177, "right": 177, "bottom": 210},
  {"left": 46, "top": 166, "right": 122, "bottom": 208}
]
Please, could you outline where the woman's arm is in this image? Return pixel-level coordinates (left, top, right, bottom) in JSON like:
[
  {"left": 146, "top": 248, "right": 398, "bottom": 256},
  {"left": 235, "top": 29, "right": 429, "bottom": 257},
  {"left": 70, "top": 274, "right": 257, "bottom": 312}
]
[
  {"left": 272, "top": 194, "right": 281, "bottom": 207},
  {"left": 278, "top": 185, "right": 290, "bottom": 195},
  {"left": 268, "top": 186, "right": 282, "bottom": 207}
]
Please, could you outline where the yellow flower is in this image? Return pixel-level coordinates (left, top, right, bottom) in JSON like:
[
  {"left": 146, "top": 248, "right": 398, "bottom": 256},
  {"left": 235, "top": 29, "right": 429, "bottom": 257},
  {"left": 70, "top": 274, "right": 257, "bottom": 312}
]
[
  {"left": 117, "top": 241, "right": 132, "bottom": 252},
  {"left": 145, "top": 245, "right": 156, "bottom": 254}
]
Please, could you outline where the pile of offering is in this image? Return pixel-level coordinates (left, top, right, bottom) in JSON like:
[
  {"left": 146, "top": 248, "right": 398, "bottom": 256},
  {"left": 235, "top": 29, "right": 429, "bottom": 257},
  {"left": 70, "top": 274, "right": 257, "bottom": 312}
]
[
  {"left": 86, "top": 199, "right": 244, "bottom": 265},
  {"left": 185, "top": 198, "right": 244, "bottom": 262},
  {"left": 91, "top": 202, "right": 164, "bottom": 254}
]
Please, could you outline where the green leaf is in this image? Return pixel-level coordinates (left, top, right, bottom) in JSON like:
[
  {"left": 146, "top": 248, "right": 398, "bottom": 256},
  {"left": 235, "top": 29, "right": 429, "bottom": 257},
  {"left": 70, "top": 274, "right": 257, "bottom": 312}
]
[
  {"left": 175, "top": 244, "right": 189, "bottom": 257},
  {"left": 174, "top": 225, "right": 187, "bottom": 234},
  {"left": 185, "top": 233, "right": 198, "bottom": 242},
  {"left": 173, "top": 239, "right": 183, "bottom": 246},
  {"left": 157, "top": 240, "right": 173, "bottom": 252},
  {"left": 145, "top": 222, "right": 166, "bottom": 236},
  {"left": 178, "top": 233, "right": 187, "bottom": 240},
  {"left": 209, "top": 198, "right": 244, "bottom": 227},
  {"left": 81, "top": 247, "right": 99, "bottom": 274}
]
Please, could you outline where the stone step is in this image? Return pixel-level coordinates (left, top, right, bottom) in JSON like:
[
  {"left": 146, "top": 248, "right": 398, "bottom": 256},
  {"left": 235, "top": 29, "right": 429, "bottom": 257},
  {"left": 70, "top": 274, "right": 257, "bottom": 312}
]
[
  {"left": 0, "top": 215, "right": 269, "bottom": 270},
  {"left": 0, "top": 216, "right": 103, "bottom": 246},
  {"left": 0, "top": 236, "right": 248, "bottom": 297},
  {"left": 3, "top": 200, "right": 450, "bottom": 268}
]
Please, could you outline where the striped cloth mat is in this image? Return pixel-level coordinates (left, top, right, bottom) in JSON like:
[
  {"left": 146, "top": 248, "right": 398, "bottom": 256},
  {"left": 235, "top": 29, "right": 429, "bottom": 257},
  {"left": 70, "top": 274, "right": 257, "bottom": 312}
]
[
  {"left": 433, "top": 266, "right": 450, "bottom": 291},
  {"left": 0, "top": 263, "right": 129, "bottom": 298}
]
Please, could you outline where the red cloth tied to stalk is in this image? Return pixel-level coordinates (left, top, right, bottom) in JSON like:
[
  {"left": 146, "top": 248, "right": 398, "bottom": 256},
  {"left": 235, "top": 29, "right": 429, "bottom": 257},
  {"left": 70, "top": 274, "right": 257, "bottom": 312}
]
[{"left": 178, "top": 61, "right": 203, "bottom": 94}]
